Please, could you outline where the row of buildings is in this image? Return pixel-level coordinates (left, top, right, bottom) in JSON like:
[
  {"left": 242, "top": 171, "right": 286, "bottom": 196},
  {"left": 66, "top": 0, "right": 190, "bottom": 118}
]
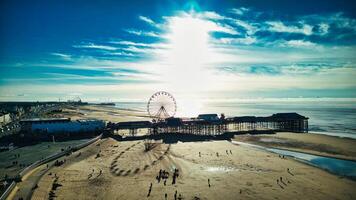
[{"left": 19, "top": 118, "right": 105, "bottom": 134}]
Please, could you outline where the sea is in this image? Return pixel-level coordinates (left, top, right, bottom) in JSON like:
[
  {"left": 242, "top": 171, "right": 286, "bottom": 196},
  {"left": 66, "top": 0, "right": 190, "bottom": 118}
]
[{"left": 114, "top": 98, "right": 356, "bottom": 139}]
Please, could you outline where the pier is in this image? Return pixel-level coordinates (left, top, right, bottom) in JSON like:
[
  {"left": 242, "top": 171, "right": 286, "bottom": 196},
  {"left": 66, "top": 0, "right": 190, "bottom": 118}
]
[{"left": 107, "top": 112, "right": 308, "bottom": 137}]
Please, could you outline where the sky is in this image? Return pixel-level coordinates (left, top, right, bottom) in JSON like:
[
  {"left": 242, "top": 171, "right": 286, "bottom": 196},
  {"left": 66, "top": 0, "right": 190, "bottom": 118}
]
[{"left": 0, "top": 0, "right": 356, "bottom": 102}]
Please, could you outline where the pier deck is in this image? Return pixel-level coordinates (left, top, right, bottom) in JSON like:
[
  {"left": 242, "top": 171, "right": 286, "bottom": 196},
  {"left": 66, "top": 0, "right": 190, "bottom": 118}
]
[{"left": 107, "top": 112, "right": 308, "bottom": 136}]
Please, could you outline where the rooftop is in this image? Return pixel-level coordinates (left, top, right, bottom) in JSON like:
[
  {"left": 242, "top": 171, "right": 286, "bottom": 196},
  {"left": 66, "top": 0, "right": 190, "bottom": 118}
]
[{"left": 20, "top": 118, "right": 71, "bottom": 123}]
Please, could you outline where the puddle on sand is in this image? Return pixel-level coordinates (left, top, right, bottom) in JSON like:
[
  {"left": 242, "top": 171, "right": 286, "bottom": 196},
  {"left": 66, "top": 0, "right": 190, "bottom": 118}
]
[{"left": 204, "top": 166, "right": 236, "bottom": 172}]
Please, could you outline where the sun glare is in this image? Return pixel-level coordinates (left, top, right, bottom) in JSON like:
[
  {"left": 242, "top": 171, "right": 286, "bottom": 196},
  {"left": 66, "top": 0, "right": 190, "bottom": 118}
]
[{"left": 159, "top": 13, "right": 220, "bottom": 94}]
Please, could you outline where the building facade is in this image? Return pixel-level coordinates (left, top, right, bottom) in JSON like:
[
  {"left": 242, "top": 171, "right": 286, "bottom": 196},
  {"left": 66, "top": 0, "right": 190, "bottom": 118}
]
[
  {"left": 20, "top": 118, "right": 105, "bottom": 134},
  {"left": 0, "top": 113, "right": 12, "bottom": 126}
]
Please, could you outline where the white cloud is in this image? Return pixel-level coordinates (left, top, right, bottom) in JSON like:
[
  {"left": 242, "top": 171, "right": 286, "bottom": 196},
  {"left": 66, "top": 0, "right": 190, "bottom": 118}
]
[
  {"left": 330, "top": 12, "right": 356, "bottom": 31},
  {"left": 231, "top": 19, "right": 257, "bottom": 35},
  {"left": 111, "top": 41, "right": 152, "bottom": 47},
  {"left": 318, "top": 23, "right": 329, "bottom": 35},
  {"left": 73, "top": 43, "right": 117, "bottom": 51},
  {"left": 103, "top": 52, "right": 135, "bottom": 57},
  {"left": 219, "top": 36, "right": 257, "bottom": 45},
  {"left": 139, "top": 16, "right": 155, "bottom": 24},
  {"left": 51, "top": 53, "right": 72, "bottom": 60},
  {"left": 230, "top": 7, "right": 250, "bottom": 15},
  {"left": 138, "top": 15, "right": 161, "bottom": 29},
  {"left": 198, "top": 11, "right": 225, "bottom": 20},
  {"left": 120, "top": 46, "right": 154, "bottom": 54},
  {"left": 282, "top": 40, "right": 317, "bottom": 48},
  {"left": 110, "top": 40, "right": 167, "bottom": 49},
  {"left": 124, "top": 29, "right": 160, "bottom": 37},
  {"left": 266, "top": 21, "right": 313, "bottom": 35}
]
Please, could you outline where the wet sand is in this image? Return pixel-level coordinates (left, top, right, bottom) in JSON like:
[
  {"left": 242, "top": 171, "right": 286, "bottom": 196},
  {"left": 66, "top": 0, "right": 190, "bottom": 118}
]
[
  {"left": 31, "top": 138, "right": 356, "bottom": 200},
  {"left": 234, "top": 132, "right": 356, "bottom": 161}
]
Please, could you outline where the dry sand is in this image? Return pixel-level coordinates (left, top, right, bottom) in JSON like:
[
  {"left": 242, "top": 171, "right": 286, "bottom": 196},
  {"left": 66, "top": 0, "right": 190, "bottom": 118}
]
[
  {"left": 234, "top": 132, "right": 356, "bottom": 161},
  {"left": 31, "top": 137, "right": 356, "bottom": 200},
  {"left": 48, "top": 104, "right": 150, "bottom": 123}
]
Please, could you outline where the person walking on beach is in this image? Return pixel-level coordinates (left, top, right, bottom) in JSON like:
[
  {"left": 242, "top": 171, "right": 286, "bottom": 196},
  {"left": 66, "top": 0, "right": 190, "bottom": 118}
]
[
  {"left": 208, "top": 178, "right": 211, "bottom": 187},
  {"left": 147, "top": 183, "right": 152, "bottom": 197}
]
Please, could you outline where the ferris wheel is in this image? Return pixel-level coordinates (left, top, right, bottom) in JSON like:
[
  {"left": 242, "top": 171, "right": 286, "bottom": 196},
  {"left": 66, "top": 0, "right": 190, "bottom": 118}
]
[{"left": 147, "top": 91, "right": 177, "bottom": 120}]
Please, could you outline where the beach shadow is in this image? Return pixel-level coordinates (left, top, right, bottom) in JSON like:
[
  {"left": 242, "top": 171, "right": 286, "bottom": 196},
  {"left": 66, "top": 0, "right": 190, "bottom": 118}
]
[
  {"left": 123, "top": 170, "right": 131, "bottom": 176},
  {"left": 110, "top": 142, "right": 170, "bottom": 176},
  {"left": 133, "top": 168, "right": 140, "bottom": 174},
  {"left": 277, "top": 183, "right": 284, "bottom": 189},
  {"left": 288, "top": 171, "right": 295, "bottom": 176},
  {"left": 116, "top": 169, "right": 125, "bottom": 176},
  {"left": 281, "top": 180, "right": 287, "bottom": 186}
]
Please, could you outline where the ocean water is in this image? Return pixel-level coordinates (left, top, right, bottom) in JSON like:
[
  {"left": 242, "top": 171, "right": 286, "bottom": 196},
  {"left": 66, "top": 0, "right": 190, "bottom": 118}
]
[{"left": 114, "top": 98, "right": 356, "bottom": 139}]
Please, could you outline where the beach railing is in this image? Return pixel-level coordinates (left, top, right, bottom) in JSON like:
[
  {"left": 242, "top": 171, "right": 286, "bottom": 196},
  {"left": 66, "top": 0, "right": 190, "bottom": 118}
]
[{"left": 0, "top": 181, "right": 16, "bottom": 200}]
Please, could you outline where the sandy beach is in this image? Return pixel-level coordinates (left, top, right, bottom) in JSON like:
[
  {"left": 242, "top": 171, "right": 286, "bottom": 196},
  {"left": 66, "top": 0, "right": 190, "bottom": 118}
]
[
  {"left": 234, "top": 132, "right": 356, "bottom": 161},
  {"left": 29, "top": 137, "right": 356, "bottom": 200},
  {"left": 60, "top": 105, "right": 150, "bottom": 122}
]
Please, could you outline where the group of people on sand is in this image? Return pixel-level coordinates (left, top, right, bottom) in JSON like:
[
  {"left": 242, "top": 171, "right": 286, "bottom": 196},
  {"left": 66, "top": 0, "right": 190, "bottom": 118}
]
[
  {"left": 156, "top": 168, "right": 179, "bottom": 185},
  {"left": 276, "top": 168, "right": 293, "bottom": 189},
  {"left": 88, "top": 168, "right": 103, "bottom": 179},
  {"left": 54, "top": 159, "right": 66, "bottom": 167},
  {"left": 149, "top": 168, "right": 182, "bottom": 199},
  {"left": 147, "top": 184, "right": 183, "bottom": 200},
  {"left": 156, "top": 169, "right": 169, "bottom": 184}
]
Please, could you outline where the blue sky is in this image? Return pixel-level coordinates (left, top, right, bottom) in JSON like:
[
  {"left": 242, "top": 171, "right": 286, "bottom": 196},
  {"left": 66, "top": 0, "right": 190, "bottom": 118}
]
[{"left": 1, "top": 0, "right": 356, "bottom": 102}]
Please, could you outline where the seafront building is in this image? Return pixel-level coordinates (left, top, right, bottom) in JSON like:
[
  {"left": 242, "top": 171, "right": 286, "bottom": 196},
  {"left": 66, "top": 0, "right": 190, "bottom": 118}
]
[
  {"left": 0, "top": 113, "right": 12, "bottom": 126},
  {"left": 19, "top": 118, "right": 105, "bottom": 134}
]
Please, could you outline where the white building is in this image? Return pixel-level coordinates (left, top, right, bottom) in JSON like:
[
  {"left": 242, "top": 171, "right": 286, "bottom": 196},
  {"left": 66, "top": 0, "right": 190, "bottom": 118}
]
[
  {"left": 197, "top": 114, "right": 220, "bottom": 122},
  {"left": 20, "top": 118, "right": 105, "bottom": 134},
  {"left": 0, "top": 113, "right": 12, "bottom": 126}
]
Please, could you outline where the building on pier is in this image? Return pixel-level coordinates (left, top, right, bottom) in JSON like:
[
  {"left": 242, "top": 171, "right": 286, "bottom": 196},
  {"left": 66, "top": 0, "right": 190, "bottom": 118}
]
[{"left": 197, "top": 114, "right": 220, "bottom": 122}]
